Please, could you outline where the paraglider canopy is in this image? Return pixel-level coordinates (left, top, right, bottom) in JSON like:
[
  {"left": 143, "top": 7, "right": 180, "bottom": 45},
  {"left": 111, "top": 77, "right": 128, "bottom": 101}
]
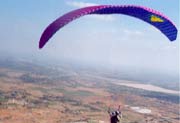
[{"left": 39, "top": 5, "right": 178, "bottom": 49}]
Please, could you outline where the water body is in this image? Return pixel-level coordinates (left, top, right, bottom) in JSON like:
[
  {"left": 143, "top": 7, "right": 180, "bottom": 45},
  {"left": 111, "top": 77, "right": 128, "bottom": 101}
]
[
  {"left": 130, "top": 107, "right": 151, "bottom": 114},
  {"left": 117, "top": 83, "right": 179, "bottom": 95}
]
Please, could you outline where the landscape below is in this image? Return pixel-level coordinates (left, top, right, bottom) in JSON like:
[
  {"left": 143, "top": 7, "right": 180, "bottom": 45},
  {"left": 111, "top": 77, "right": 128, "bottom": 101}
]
[{"left": 0, "top": 58, "right": 179, "bottom": 123}]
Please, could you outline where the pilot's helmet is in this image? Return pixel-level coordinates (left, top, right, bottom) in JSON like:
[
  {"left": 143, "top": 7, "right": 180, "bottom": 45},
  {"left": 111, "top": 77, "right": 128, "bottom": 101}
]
[{"left": 111, "top": 112, "right": 116, "bottom": 116}]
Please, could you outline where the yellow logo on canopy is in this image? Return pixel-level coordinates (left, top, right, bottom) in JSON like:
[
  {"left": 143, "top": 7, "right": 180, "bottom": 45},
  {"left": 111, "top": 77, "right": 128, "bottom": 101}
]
[{"left": 151, "top": 15, "right": 164, "bottom": 22}]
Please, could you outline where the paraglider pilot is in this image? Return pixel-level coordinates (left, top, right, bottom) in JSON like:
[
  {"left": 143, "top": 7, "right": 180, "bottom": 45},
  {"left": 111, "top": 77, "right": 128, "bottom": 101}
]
[{"left": 108, "top": 105, "right": 122, "bottom": 123}]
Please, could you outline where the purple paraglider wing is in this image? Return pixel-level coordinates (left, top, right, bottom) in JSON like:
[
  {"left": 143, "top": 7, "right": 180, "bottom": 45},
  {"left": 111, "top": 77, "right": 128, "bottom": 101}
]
[{"left": 39, "top": 5, "right": 178, "bottom": 49}]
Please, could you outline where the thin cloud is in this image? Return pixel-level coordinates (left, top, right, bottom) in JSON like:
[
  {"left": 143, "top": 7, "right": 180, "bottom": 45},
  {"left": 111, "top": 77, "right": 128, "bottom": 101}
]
[
  {"left": 66, "top": 1, "right": 98, "bottom": 8},
  {"left": 66, "top": 1, "right": 115, "bottom": 21},
  {"left": 123, "top": 29, "right": 143, "bottom": 36}
]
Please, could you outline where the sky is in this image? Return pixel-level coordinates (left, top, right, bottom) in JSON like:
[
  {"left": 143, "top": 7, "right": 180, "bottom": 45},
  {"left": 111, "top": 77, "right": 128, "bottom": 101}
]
[{"left": 0, "top": 0, "right": 179, "bottom": 74}]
